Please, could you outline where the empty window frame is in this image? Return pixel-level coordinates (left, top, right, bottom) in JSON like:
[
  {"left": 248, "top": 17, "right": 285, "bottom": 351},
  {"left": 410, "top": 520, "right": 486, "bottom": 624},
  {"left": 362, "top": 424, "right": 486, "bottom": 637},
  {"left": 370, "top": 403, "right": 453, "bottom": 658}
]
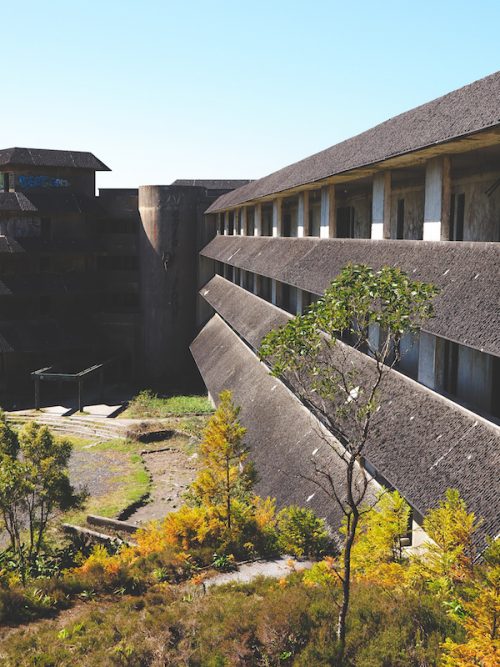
[
  {"left": 0, "top": 173, "right": 10, "bottom": 192},
  {"left": 261, "top": 205, "right": 273, "bottom": 236},
  {"left": 337, "top": 206, "right": 355, "bottom": 238},
  {"left": 443, "top": 339, "right": 459, "bottom": 396},
  {"left": 247, "top": 208, "right": 255, "bottom": 236},
  {"left": 308, "top": 192, "right": 321, "bottom": 236}
]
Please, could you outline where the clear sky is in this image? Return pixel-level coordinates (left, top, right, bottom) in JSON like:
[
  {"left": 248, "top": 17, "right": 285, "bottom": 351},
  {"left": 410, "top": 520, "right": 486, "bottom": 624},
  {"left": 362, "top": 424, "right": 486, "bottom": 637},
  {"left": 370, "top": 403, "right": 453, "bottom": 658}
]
[{"left": 2, "top": 0, "right": 499, "bottom": 189}]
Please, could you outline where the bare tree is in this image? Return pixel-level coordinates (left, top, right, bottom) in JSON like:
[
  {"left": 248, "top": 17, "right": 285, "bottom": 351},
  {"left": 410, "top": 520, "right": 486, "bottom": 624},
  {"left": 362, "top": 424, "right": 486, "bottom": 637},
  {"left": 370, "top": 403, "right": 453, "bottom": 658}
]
[{"left": 260, "top": 264, "right": 438, "bottom": 661}]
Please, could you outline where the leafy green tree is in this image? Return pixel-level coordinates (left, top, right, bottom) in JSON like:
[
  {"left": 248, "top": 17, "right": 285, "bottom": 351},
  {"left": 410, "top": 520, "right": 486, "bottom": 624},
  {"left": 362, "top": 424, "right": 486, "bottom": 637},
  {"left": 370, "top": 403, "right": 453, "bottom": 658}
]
[
  {"left": 260, "top": 263, "right": 438, "bottom": 660},
  {"left": 0, "top": 420, "right": 84, "bottom": 581}
]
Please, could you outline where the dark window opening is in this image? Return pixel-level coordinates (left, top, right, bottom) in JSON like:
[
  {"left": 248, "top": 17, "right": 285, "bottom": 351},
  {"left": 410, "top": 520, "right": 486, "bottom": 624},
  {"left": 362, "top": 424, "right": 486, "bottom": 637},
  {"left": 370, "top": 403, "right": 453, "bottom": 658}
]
[
  {"left": 39, "top": 256, "right": 52, "bottom": 272},
  {"left": 41, "top": 217, "right": 51, "bottom": 239},
  {"left": 396, "top": 199, "right": 405, "bottom": 239},
  {"left": 97, "top": 255, "right": 138, "bottom": 271},
  {"left": 226, "top": 264, "right": 234, "bottom": 282},
  {"left": 228, "top": 215, "right": 234, "bottom": 235},
  {"left": 443, "top": 339, "right": 459, "bottom": 395},
  {"left": 0, "top": 173, "right": 10, "bottom": 192},
  {"left": 259, "top": 275, "right": 272, "bottom": 301},
  {"left": 337, "top": 206, "right": 355, "bottom": 238},
  {"left": 39, "top": 296, "right": 51, "bottom": 315},
  {"left": 278, "top": 282, "right": 292, "bottom": 313},
  {"left": 216, "top": 261, "right": 224, "bottom": 276},
  {"left": 283, "top": 213, "right": 292, "bottom": 237},
  {"left": 261, "top": 207, "right": 273, "bottom": 236},
  {"left": 247, "top": 211, "right": 255, "bottom": 236},
  {"left": 450, "top": 193, "right": 465, "bottom": 241},
  {"left": 492, "top": 356, "right": 500, "bottom": 419}
]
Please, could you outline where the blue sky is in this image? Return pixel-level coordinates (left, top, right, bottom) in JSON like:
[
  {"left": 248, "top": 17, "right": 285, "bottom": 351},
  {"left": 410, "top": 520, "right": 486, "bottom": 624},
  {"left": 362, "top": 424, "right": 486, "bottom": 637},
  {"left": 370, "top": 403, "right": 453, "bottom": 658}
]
[{"left": 2, "top": 1, "right": 499, "bottom": 188}]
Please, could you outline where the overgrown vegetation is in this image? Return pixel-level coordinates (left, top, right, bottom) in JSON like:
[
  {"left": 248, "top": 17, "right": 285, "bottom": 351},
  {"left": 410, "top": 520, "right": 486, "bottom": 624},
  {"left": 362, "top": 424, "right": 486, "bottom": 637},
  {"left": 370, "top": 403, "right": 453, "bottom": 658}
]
[
  {"left": 122, "top": 390, "right": 214, "bottom": 418},
  {"left": 1, "top": 487, "right": 497, "bottom": 665},
  {"left": 0, "top": 393, "right": 497, "bottom": 665},
  {"left": 0, "top": 415, "right": 84, "bottom": 582}
]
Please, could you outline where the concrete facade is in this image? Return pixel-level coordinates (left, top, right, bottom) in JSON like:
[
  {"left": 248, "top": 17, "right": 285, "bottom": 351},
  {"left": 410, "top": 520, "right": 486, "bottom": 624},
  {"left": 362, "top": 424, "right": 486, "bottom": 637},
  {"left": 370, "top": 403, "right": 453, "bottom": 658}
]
[{"left": 195, "top": 73, "right": 500, "bottom": 549}]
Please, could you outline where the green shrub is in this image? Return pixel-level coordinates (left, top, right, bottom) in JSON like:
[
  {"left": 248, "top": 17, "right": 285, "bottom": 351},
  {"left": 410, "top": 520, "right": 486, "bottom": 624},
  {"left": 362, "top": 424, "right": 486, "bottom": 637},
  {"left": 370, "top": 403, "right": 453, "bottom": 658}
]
[
  {"left": 124, "top": 390, "right": 213, "bottom": 418},
  {"left": 276, "top": 506, "right": 330, "bottom": 559}
]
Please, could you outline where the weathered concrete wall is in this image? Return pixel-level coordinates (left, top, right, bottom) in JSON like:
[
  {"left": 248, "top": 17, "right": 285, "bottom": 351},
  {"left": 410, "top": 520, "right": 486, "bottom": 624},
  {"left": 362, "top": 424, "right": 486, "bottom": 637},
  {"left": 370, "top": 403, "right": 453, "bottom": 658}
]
[
  {"left": 390, "top": 187, "right": 424, "bottom": 239},
  {"left": 453, "top": 172, "right": 500, "bottom": 242},
  {"left": 347, "top": 194, "right": 371, "bottom": 238},
  {"left": 138, "top": 185, "right": 203, "bottom": 387},
  {"left": 457, "top": 344, "right": 493, "bottom": 412}
]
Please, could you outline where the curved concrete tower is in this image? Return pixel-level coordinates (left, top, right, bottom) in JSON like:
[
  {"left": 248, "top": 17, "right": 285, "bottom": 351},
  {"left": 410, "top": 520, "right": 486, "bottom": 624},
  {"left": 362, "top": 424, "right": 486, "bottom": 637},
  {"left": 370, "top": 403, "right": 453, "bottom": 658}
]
[{"left": 138, "top": 185, "right": 202, "bottom": 388}]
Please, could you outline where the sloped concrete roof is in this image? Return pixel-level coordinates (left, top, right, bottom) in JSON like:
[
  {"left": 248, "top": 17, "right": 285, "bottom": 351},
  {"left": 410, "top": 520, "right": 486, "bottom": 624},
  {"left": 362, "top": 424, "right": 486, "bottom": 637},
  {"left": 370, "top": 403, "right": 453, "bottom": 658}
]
[
  {"left": 0, "top": 147, "right": 110, "bottom": 171},
  {"left": 191, "top": 313, "right": 376, "bottom": 535},
  {"left": 201, "top": 236, "right": 500, "bottom": 358},
  {"left": 196, "top": 276, "right": 500, "bottom": 548},
  {"left": 207, "top": 71, "right": 500, "bottom": 212}
]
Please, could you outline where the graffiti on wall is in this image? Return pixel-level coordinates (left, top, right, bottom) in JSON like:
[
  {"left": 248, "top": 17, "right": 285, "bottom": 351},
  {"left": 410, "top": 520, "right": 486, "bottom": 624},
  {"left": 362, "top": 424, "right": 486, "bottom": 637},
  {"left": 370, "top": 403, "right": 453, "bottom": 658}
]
[{"left": 18, "top": 175, "right": 70, "bottom": 189}]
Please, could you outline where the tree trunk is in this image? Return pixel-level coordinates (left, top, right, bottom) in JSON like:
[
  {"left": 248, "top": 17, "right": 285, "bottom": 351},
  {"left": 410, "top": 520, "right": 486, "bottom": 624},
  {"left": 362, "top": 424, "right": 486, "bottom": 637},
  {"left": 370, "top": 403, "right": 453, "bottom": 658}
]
[{"left": 337, "top": 510, "right": 358, "bottom": 661}]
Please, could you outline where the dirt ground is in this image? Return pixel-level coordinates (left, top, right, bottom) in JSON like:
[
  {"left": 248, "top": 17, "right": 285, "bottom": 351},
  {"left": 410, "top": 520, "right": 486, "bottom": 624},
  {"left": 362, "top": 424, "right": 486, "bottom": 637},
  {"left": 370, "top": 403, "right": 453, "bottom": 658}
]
[{"left": 127, "top": 438, "right": 199, "bottom": 524}]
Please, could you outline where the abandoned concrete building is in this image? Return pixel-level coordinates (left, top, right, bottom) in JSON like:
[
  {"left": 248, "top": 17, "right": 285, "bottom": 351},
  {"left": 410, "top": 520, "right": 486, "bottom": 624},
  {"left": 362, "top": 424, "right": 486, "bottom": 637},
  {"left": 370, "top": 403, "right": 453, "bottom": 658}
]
[
  {"left": 191, "top": 71, "right": 500, "bottom": 549},
  {"left": 1, "top": 71, "right": 499, "bottom": 549},
  {"left": 0, "top": 146, "right": 247, "bottom": 401}
]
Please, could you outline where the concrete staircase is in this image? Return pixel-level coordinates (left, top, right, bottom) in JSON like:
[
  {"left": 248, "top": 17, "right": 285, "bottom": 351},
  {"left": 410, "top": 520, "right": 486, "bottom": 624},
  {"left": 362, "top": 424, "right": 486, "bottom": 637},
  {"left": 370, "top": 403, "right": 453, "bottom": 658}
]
[{"left": 6, "top": 411, "right": 128, "bottom": 441}]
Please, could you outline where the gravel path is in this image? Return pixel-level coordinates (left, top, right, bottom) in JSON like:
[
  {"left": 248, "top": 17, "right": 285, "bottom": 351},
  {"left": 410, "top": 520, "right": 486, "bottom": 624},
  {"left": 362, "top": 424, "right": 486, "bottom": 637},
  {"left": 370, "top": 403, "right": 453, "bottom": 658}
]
[
  {"left": 68, "top": 449, "right": 129, "bottom": 497},
  {"left": 205, "top": 557, "right": 313, "bottom": 587}
]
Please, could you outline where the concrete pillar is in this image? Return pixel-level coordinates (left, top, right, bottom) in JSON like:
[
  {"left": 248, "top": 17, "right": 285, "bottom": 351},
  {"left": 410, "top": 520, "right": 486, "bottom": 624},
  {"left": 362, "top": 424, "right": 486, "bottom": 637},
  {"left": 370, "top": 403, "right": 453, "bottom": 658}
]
[
  {"left": 254, "top": 274, "right": 261, "bottom": 296},
  {"left": 297, "top": 191, "right": 309, "bottom": 238},
  {"left": 233, "top": 209, "right": 239, "bottom": 235},
  {"left": 254, "top": 203, "right": 262, "bottom": 237},
  {"left": 424, "top": 157, "right": 451, "bottom": 241},
  {"left": 368, "top": 324, "right": 381, "bottom": 356},
  {"left": 240, "top": 268, "right": 245, "bottom": 288},
  {"left": 272, "top": 198, "right": 283, "bottom": 237},
  {"left": 418, "top": 331, "right": 444, "bottom": 390},
  {"left": 224, "top": 211, "right": 229, "bottom": 235},
  {"left": 371, "top": 172, "right": 391, "bottom": 239},
  {"left": 271, "top": 279, "right": 278, "bottom": 305},
  {"left": 320, "top": 185, "right": 336, "bottom": 238},
  {"left": 240, "top": 207, "right": 247, "bottom": 236},
  {"left": 296, "top": 289, "right": 304, "bottom": 315},
  {"left": 216, "top": 213, "right": 222, "bottom": 235}
]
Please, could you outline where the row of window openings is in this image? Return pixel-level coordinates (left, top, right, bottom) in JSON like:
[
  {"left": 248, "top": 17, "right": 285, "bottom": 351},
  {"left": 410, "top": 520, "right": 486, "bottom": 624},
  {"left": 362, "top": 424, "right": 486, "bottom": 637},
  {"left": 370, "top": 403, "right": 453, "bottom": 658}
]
[
  {"left": 219, "top": 194, "right": 467, "bottom": 242},
  {"left": 216, "top": 262, "right": 500, "bottom": 421},
  {"left": 37, "top": 255, "right": 139, "bottom": 272},
  {"left": 2, "top": 293, "right": 141, "bottom": 316}
]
